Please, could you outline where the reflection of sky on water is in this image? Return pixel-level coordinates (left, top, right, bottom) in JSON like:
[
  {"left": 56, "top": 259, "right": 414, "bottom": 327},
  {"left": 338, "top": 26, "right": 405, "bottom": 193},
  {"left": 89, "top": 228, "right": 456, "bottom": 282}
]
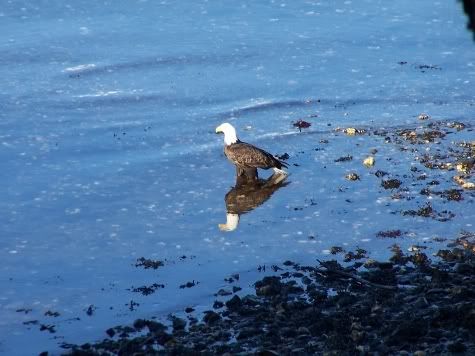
[{"left": 0, "top": 0, "right": 474, "bottom": 354}]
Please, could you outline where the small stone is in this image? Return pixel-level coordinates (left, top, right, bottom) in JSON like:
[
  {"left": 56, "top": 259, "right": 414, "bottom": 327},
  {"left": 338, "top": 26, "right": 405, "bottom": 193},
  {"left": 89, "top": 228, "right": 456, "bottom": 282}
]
[
  {"left": 363, "top": 156, "right": 375, "bottom": 167},
  {"left": 297, "top": 326, "right": 310, "bottom": 335},
  {"left": 345, "top": 172, "right": 360, "bottom": 181},
  {"left": 456, "top": 161, "right": 473, "bottom": 174},
  {"left": 418, "top": 113, "right": 430, "bottom": 120},
  {"left": 462, "top": 182, "right": 475, "bottom": 190}
]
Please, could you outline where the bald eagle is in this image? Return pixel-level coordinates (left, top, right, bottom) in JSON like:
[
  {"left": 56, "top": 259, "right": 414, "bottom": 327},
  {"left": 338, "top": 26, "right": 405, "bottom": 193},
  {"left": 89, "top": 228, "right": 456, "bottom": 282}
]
[{"left": 215, "top": 123, "right": 288, "bottom": 183}]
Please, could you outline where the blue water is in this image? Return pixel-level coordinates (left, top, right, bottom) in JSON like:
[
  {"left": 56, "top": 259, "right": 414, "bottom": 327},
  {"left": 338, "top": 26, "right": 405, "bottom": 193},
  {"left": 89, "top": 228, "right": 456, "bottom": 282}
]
[{"left": 1, "top": 1, "right": 474, "bottom": 354}]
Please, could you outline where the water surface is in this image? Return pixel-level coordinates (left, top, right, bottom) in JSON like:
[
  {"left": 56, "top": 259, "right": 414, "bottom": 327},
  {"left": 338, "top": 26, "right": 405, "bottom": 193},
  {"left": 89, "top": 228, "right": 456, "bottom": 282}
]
[{"left": 1, "top": 0, "right": 474, "bottom": 354}]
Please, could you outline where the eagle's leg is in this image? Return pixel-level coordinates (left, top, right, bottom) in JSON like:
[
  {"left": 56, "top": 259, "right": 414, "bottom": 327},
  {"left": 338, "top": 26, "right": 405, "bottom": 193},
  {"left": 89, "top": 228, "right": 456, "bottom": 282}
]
[
  {"left": 244, "top": 167, "right": 258, "bottom": 181},
  {"left": 235, "top": 166, "right": 248, "bottom": 187},
  {"left": 235, "top": 166, "right": 245, "bottom": 177}
]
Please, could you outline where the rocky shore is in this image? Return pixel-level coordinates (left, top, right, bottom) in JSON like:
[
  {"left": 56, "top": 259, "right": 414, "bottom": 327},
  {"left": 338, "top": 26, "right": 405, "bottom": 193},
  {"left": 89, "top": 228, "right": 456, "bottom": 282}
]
[{"left": 65, "top": 231, "right": 475, "bottom": 355}]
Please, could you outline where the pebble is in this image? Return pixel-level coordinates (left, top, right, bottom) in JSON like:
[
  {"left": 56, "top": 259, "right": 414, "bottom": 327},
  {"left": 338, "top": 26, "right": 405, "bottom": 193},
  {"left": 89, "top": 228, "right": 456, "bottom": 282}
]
[{"left": 363, "top": 156, "right": 375, "bottom": 167}]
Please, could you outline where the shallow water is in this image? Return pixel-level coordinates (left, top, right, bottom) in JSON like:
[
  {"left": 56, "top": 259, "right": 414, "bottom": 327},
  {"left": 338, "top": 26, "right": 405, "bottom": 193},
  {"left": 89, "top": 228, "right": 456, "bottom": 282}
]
[{"left": 1, "top": 0, "right": 474, "bottom": 354}]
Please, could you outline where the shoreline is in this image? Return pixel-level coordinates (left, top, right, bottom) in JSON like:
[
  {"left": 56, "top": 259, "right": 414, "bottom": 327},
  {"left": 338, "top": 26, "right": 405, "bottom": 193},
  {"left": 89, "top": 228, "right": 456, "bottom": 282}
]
[{"left": 65, "top": 232, "right": 475, "bottom": 355}]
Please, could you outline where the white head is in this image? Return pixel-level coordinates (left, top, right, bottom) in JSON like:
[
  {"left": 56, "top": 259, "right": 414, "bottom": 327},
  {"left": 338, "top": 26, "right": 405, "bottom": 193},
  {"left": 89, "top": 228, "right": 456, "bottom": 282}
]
[
  {"left": 218, "top": 213, "right": 240, "bottom": 232},
  {"left": 216, "top": 122, "right": 238, "bottom": 145}
]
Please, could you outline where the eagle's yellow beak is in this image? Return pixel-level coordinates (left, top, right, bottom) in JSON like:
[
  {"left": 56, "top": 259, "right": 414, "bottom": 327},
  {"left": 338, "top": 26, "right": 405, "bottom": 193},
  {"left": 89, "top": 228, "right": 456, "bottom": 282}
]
[{"left": 215, "top": 125, "right": 223, "bottom": 134}]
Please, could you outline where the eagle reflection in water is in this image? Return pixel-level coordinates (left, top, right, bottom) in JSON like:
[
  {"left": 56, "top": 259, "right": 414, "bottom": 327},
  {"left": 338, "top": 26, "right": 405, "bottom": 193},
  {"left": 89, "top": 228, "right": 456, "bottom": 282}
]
[{"left": 219, "top": 173, "right": 290, "bottom": 232}]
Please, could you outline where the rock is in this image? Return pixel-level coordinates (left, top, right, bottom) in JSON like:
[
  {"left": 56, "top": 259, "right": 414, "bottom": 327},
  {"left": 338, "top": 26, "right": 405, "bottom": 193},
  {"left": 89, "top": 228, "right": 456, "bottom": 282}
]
[
  {"left": 232, "top": 286, "right": 242, "bottom": 293},
  {"left": 381, "top": 179, "right": 401, "bottom": 189},
  {"left": 255, "top": 276, "right": 283, "bottom": 297},
  {"left": 363, "top": 156, "right": 375, "bottom": 167},
  {"left": 454, "top": 263, "right": 473, "bottom": 274},
  {"left": 216, "top": 288, "right": 232, "bottom": 296},
  {"left": 203, "top": 311, "right": 221, "bottom": 325},
  {"left": 345, "top": 172, "right": 360, "bottom": 181},
  {"left": 297, "top": 326, "right": 310, "bottom": 335},
  {"left": 237, "top": 327, "right": 260, "bottom": 340},
  {"left": 172, "top": 317, "right": 186, "bottom": 331},
  {"left": 447, "top": 341, "right": 467, "bottom": 353},
  {"left": 341, "top": 127, "right": 366, "bottom": 135},
  {"left": 225, "top": 295, "right": 242, "bottom": 311},
  {"left": 213, "top": 301, "right": 224, "bottom": 309}
]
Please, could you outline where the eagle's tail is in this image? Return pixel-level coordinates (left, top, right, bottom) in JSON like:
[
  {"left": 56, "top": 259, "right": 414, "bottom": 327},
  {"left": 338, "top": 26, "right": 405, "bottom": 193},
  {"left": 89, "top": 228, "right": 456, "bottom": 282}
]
[{"left": 279, "top": 160, "right": 289, "bottom": 169}]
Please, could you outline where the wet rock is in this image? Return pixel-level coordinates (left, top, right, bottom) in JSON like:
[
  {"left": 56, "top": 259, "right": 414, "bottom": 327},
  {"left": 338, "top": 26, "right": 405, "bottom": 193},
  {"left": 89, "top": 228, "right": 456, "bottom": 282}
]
[
  {"left": 330, "top": 246, "right": 345, "bottom": 254},
  {"left": 172, "top": 317, "right": 186, "bottom": 331},
  {"left": 381, "top": 179, "right": 401, "bottom": 189},
  {"left": 232, "top": 286, "right": 242, "bottom": 293},
  {"left": 375, "top": 170, "right": 388, "bottom": 177},
  {"left": 454, "top": 263, "right": 473, "bottom": 274},
  {"left": 213, "top": 300, "right": 224, "bottom": 309},
  {"left": 133, "top": 319, "right": 167, "bottom": 333},
  {"left": 376, "top": 230, "right": 402, "bottom": 238},
  {"left": 402, "top": 202, "right": 433, "bottom": 218},
  {"left": 447, "top": 340, "right": 467, "bottom": 353},
  {"left": 334, "top": 155, "right": 353, "bottom": 162},
  {"left": 441, "top": 189, "right": 463, "bottom": 201},
  {"left": 447, "top": 121, "right": 466, "bottom": 131},
  {"left": 363, "top": 156, "right": 375, "bottom": 167},
  {"left": 203, "top": 311, "right": 221, "bottom": 325},
  {"left": 225, "top": 295, "right": 242, "bottom": 311},
  {"left": 135, "top": 257, "right": 164, "bottom": 269},
  {"left": 180, "top": 280, "right": 198, "bottom": 289},
  {"left": 345, "top": 172, "right": 360, "bottom": 181},
  {"left": 237, "top": 327, "right": 261, "bottom": 340},
  {"left": 456, "top": 160, "right": 474, "bottom": 174},
  {"left": 215, "top": 288, "right": 233, "bottom": 296},
  {"left": 255, "top": 276, "right": 283, "bottom": 297},
  {"left": 338, "top": 127, "right": 366, "bottom": 135}
]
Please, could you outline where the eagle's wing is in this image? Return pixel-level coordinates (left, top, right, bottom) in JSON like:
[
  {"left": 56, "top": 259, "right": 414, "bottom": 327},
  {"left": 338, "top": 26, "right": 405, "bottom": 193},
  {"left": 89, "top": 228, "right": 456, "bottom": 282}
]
[{"left": 225, "top": 142, "right": 287, "bottom": 169}]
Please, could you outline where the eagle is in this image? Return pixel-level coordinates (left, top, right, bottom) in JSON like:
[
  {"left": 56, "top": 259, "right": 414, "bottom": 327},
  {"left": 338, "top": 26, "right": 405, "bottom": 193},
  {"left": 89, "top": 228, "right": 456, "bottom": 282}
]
[{"left": 215, "top": 123, "right": 288, "bottom": 183}]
